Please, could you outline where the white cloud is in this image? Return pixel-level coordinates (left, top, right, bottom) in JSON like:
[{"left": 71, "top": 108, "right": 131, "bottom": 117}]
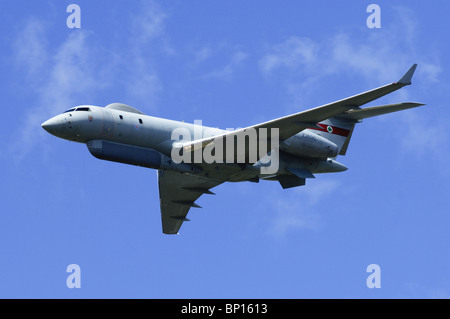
[
  {"left": 396, "top": 110, "right": 448, "bottom": 160},
  {"left": 259, "top": 31, "right": 418, "bottom": 87},
  {"left": 123, "top": 0, "right": 169, "bottom": 107},
  {"left": 13, "top": 18, "right": 48, "bottom": 78},
  {"left": 303, "top": 179, "right": 341, "bottom": 205},
  {"left": 258, "top": 5, "right": 444, "bottom": 163},
  {"left": 201, "top": 51, "right": 248, "bottom": 80},
  {"left": 11, "top": 25, "right": 105, "bottom": 160},
  {"left": 258, "top": 4, "right": 447, "bottom": 235},
  {"left": 259, "top": 6, "right": 442, "bottom": 87},
  {"left": 259, "top": 36, "right": 318, "bottom": 75},
  {"left": 132, "top": 1, "right": 167, "bottom": 43},
  {"left": 10, "top": 1, "right": 170, "bottom": 160},
  {"left": 330, "top": 32, "right": 407, "bottom": 84},
  {"left": 194, "top": 46, "right": 213, "bottom": 64},
  {"left": 266, "top": 179, "right": 340, "bottom": 238},
  {"left": 268, "top": 205, "right": 319, "bottom": 238}
]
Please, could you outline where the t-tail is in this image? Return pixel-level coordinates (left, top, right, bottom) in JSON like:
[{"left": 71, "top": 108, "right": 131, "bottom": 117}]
[
  {"left": 308, "top": 64, "right": 424, "bottom": 156},
  {"left": 309, "top": 102, "right": 424, "bottom": 155}
]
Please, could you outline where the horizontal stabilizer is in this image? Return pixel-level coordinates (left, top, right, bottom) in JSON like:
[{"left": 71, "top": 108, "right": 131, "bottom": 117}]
[
  {"left": 337, "top": 102, "right": 425, "bottom": 121},
  {"left": 287, "top": 168, "right": 315, "bottom": 179},
  {"left": 277, "top": 175, "right": 306, "bottom": 189}
]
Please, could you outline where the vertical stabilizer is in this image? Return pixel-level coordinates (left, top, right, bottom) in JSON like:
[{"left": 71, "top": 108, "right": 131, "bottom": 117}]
[
  {"left": 307, "top": 117, "right": 357, "bottom": 156},
  {"left": 309, "top": 101, "right": 425, "bottom": 156}
]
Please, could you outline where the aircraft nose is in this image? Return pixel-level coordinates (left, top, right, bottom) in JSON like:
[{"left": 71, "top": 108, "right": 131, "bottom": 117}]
[
  {"left": 41, "top": 117, "right": 62, "bottom": 135},
  {"left": 42, "top": 118, "right": 53, "bottom": 133}
]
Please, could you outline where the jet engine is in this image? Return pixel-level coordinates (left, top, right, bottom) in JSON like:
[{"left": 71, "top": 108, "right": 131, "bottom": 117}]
[{"left": 280, "top": 130, "right": 338, "bottom": 158}]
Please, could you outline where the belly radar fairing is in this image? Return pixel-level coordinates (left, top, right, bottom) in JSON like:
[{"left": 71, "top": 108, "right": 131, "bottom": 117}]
[{"left": 42, "top": 64, "right": 424, "bottom": 234}]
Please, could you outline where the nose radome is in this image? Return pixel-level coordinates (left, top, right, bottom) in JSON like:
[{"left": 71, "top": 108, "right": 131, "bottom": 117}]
[
  {"left": 41, "top": 117, "right": 62, "bottom": 135},
  {"left": 42, "top": 119, "right": 54, "bottom": 133}
]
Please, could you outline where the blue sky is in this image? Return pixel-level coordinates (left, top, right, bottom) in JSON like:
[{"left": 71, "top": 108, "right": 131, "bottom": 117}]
[{"left": 1, "top": 0, "right": 449, "bottom": 298}]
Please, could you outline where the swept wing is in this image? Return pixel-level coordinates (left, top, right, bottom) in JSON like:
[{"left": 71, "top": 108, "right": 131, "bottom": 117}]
[
  {"left": 181, "top": 64, "right": 418, "bottom": 163},
  {"left": 157, "top": 170, "right": 223, "bottom": 234}
]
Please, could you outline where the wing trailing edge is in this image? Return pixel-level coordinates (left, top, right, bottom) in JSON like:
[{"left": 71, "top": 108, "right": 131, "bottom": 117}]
[
  {"left": 157, "top": 170, "right": 223, "bottom": 234},
  {"left": 337, "top": 102, "right": 425, "bottom": 121},
  {"left": 180, "top": 64, "right": 421, "bottom": 163}
]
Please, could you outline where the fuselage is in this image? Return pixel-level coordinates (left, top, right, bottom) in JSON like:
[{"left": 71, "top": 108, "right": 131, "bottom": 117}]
[
  {"left": 40, "top": 65, "right": 422, "bottom": 234},
  {"left": 41, "top": 104, "right": 224, "bottom": 152},
  {"left": 41, "top": 103, "right": 347, "bottom": 182}
]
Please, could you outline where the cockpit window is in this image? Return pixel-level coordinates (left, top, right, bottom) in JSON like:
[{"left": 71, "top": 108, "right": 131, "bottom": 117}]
[
  {"left": 63, "top": 108, "right": 76, "bottom": 113},
  {"left": 76, "top": 107, "right": 91, "bottom": 111}
]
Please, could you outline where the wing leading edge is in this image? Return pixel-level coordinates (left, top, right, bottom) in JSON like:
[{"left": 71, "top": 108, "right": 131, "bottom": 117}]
[
  {"left": 180, "top": 64, "right": 419, "bottom": 163},
  {"left": 157, "top": 170, "right": 223, "bottom": 234}
]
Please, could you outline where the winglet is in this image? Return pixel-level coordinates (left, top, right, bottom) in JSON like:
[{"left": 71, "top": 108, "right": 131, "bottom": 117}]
[{"left": 398, "top": 64, "right": 417, "bottom": 85}]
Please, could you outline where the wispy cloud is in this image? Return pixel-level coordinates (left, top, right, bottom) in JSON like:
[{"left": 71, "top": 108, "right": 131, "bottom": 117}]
[
  {"left": 258, "top": 5, "right": 444, "bottom": 159},
  {"left": 259, "top": 36, "right": 318, "bottom": 75},
  {"left": 193, "top": 46, "right": 213, "bottom": 64},
  {"left": 259, "top": 6, "right": 442, "bottom": 88},
  {"left": 13, "top": 17, "right": 48, "bottom": 78},
  {"left": 11, "top": 24, "right": 105, "bottom": 160},
  {"left": 266, "top": 179, "right": 340, "bottom": 238},
  {"left": 9, "top": 1, "right": 170, "bottom": 160},
  {"left": 124, "top": 0, "right": 169, "bottom": 104},
  {"left": 259, "top": 4, "right": 447, "bottom": 235},
  {"left": 201, "top": 51, "right": 248, "bottom": 80},
  {"left": 395, "top": 109, "right": 449, "bottom": 161},
  {"left": 131, "top": 0, "right": 167, "bottom": 44}
]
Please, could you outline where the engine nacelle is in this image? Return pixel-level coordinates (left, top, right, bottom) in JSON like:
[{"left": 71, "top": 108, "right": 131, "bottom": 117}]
[
  {"left": 86, "top": 140, "right": 201, "bottom": 174},
  {"left": 280, "top": 130, "right": 338, "bottom": 158}
]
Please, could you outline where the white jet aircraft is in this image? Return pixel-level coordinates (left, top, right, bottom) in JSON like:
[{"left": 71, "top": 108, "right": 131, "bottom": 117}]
[{"left": 42, "top": 64, "right": 423, "bottom": 234}]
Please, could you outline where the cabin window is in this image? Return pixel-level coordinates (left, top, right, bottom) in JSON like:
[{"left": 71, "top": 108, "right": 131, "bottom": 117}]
[
  {"left": 76, "top": 107, "right": 90, "bottom": 111},
  {"left": 139, "top": 119, "right": 143, "bottom": 124},
  {"left": 119, "top": 115, "right": 123, "bottom": 120}
]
